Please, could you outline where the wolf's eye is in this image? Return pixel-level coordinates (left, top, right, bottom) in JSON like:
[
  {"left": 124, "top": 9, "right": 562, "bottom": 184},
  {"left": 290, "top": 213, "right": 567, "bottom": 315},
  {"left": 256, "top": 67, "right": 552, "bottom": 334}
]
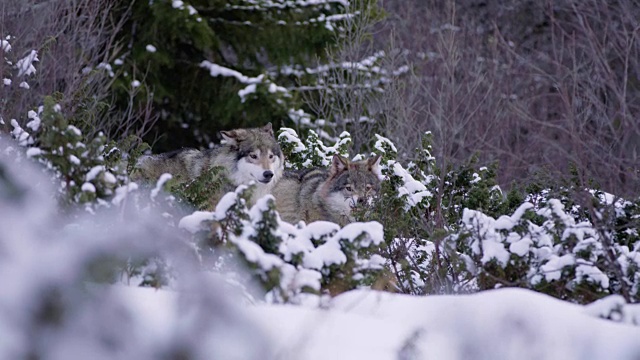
[
  {"left": 250, "top": 154, "right": 258, "bottom": 159},
  {"left": 269, "top": 154, "right": 274, "bottom": 159},
  {"left": 345, "top": 185, "right": 353, "bottom": 192}
]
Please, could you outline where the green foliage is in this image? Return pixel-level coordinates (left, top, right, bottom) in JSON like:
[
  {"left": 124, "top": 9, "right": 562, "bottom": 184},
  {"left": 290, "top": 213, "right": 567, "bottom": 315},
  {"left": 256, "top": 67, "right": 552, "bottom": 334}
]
[
  {"left": 176, "top": 182, "right": 386, "bottom": 302},
  {"left": 249, "top": 197, "right": 281, "bottom": 255},
  {"left": 20, "top": 96, "right": 125, "bottom": 206},
  {"left": 108, "top": 0, "right": 381, "bottom": 152},
  {"left": 277, "top": 127, "right": 351, "bottom": 169},
  {"left": 122, "top": 256, "right": 173, "bottom": 289},
  {"left": 331, "top": 130, "right": 640, "bottom": 305},
  {"left": 170, "top": 165, "right": 231, "bottom": 210}
]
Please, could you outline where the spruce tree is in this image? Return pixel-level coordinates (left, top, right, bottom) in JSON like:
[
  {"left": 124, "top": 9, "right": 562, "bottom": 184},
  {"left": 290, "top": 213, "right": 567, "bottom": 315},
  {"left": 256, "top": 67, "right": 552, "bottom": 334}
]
[{"left": 108, "top": 0, "right": 381, "bottom": 152}]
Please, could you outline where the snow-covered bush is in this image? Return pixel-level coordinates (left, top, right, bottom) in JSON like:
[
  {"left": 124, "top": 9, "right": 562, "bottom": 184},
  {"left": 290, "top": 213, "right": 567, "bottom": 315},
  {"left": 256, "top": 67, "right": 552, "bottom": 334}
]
[
  {"left": 0, "top": 140, "right": 273, "bottom": 359},
  {"left": 278, "top": 127, "right": 640, "bottom": 306},
  {"left": 451, "top": 189, "right": 640, "bottom": 303},
  {"left": 1, "top": 37, "right": 174, "bottom": 287},
  {"left": 278, "top": 127, "right": 351, "bottom": 169},
  {"left": 167, "top": 165, "right": 231, "bottom": 211},
  {"left": 178, "top": 183, "right": 386, "bottom": 303},
  {"left": 10, "top": 96, "right": 125, "bottom": 207}
]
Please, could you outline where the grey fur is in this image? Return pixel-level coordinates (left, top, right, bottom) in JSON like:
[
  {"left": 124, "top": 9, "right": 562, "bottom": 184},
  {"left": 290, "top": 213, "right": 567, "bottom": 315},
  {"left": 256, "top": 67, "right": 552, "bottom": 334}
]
[
  {"left": 132, "top": 123, "right": 284, "bottom": 206},
  {"left": 272, "top": 154, "right": 381, "bottom": 226}
]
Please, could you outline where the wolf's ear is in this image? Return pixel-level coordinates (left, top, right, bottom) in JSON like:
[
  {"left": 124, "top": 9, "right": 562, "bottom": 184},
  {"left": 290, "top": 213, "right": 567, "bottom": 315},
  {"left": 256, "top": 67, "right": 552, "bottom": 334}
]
[
  {"left": 330, "top": 154, "right": 349, "bottom": 175},
  {"left": 220, "top": 129, "right": 248, "bottom": 145},
  {"left": 367, "top": 154, "right": 382, "bottom": 171},
  {"left": 261, "top": 122, "right": 274, "bottom": 136}
]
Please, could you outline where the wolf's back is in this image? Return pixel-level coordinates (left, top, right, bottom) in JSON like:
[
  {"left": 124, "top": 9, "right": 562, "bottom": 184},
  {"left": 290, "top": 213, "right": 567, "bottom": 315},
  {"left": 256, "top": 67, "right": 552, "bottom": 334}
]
[
  {"left": 271, "top": 170, "right": 305, "bottom": 224},
  {"left": 272, "top": 168, "right": 331, "bottom": 224},
  {"left": 133, "top": 148, "right": 222, "bottom": 182}
]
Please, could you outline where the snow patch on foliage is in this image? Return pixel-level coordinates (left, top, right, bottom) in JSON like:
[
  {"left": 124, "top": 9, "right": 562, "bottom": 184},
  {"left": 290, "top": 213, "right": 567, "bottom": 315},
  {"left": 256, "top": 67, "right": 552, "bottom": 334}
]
[{"left": 16, "top": 50, "right": 38, "bottom": 76}]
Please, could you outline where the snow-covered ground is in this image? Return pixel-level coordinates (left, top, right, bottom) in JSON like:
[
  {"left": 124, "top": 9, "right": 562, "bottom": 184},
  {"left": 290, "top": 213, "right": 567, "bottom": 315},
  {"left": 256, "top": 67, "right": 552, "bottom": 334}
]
[{"left": 117, "top": 285, "right": 640, "bottom": 360}]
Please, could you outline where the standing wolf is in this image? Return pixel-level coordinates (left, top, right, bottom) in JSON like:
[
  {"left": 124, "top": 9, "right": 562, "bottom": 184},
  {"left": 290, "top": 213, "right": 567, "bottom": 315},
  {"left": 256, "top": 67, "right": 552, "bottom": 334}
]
[
  {"left": 134, "top": 123, "right": 284, "bottom": 205},
  {"left": 273, "top": 154, "right": 381, "bottom": 226}
]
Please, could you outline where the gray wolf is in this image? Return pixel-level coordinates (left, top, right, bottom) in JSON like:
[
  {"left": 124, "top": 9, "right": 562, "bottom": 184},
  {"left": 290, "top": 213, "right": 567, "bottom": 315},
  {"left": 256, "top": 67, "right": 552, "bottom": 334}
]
[
  {"left": 273, "top": 154, "right": 381, "bottom": 226},
  {"left": 133, "top": 123, "right": 284, "bottom": 206}
]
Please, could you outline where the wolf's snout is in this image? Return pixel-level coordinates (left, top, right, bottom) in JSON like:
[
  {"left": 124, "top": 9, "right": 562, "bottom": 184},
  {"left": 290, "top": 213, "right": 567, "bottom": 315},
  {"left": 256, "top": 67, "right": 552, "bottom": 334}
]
[
  {"left": 262, "top": 171, "right": 274, "bottom": 181},
  {"left": 357, "top": 197, "right": 367, "bottom": 206}
]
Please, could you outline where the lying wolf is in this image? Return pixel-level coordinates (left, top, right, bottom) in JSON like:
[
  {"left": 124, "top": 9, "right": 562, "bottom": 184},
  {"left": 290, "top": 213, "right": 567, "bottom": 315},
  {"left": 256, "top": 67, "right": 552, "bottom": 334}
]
[
  {"left": 134, "top": 123, "right": 284, "bottom": 205},
  {"left": 273, "top": 154, "right": 381, "bottom": 226}
]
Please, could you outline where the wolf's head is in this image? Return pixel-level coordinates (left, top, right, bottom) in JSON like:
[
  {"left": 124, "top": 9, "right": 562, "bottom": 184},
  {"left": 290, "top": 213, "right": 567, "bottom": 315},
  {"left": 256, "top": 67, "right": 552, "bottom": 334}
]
[
  {"left": 321, "top": 154, "right": 382, "bottom": 221},
  {"left": 220, "top": 123, "right": 284, "bottom": 185}
]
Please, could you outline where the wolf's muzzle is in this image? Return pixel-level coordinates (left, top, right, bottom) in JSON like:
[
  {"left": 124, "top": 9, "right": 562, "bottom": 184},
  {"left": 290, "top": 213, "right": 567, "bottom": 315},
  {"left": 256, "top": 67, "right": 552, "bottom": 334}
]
[{"left": 259, "top": 170, "right": 274, "bottom": 183}]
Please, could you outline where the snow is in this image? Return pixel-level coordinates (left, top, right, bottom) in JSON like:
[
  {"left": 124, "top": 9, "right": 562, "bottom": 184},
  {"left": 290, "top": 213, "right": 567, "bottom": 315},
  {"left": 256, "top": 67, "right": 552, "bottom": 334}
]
[
  {"left": 179, "top": 211, "right": 215, "bottom": 233},
  {"left": 18, "top": 81, "right": 29, "bottom": 89},
  {"left": 236, "top": 240, "right": 282, "bottom": 270},
  {"left": 360, "top": 254, "right": 386, "bottom": 270},
  {"left": 16, "top": 50, "right": 38, "bottom": 76},
  {"left": 3, "top": 78, "right": 10, "bottom": 86},
  {"left": 215, "top": 188, "right": 245, "bottom": 219},
  {"left": 26, "top": 111, "right": 41, "bottom": 131},
  {"left": 540, "top": 254, "right": 575, "bottom": 282},
  {"left": 300, "top": 221, "right": 340, "bottom": 239},
  {"left": 67, "top": 125, "right": 82, "bottom": 136},
  {"left": 99, "top": 286, "right": 640, "bottom": 360},
  {"left": 576, "top": 261, "right": 609, "bottom": 289},
  {"left": 325, "top": 288, "right": 640, "bottom": 360},
  {"left": 494, "top": 202, "right": 534, "bottom": 230},
  {"left": 509, "top": 236, "right": 532, "bottom": 256},
  {"left": 390, "top": 161, "right": 431, "bottom": 208},
  {"left": 111, "top": 182, "right": 139, "bottom": 205},
  {"left": 86, "top": 165, "right": 105, "bottom": 181},
  {"left": 481, "top": 238, "right": 511, "bottom": 266},
  {"left": 584, "top": 295, "right": 640, "bottom": 325},
  {"left": 373, "top": 133, "right": 398, "bottom": 153},
  {"left": 25, "top": 147, "right": 42, "bottom": 158},
  {"left": 268, "top": 83, "right": 287, "bottom": 93},
  {"left": 145, "top": 44, "right": 157, "bottom": 53},
  {"left": 68, "top": 154, "right": 81, "bottom": 165},
  {"left": 103, "top": 171, "right": 117, "bottom": 184},
  {"left": 150, "top": 173, "right": 172, "bottom": 200},
  {"left": 200, "top": 61, "right": 264, "bottom": 84},
  {"left": 335, "top": 221, "right": 384, "bottom": 246},
  {"left": 10, "top": 119, "right": 31, "bottom": 146},
  {"left": 0, "top": 39, "right": 10, "bottom": 52},
  {"left": 304, "top": 239, "right": 347, "bottom": 269},
  {"left": 279, "top": 232, "right": 315, "bottom": 262},
  {"left": 81, "top": 182, "right": 96, "bottom": 193},
  {"left": 287, "top": 267, "right": 322, "bottom": 291},
  {"left": 131, "top": 80, "right": 141, "bottom": 88},
  {"left": 200, "top": 61, "right": 291, "bottom": 102},
  {"left": 238, "top": 83, "right": 257, "bottom": 100},
  {"left": 278, "top": 128, "right": 307, "bottom": 153}
]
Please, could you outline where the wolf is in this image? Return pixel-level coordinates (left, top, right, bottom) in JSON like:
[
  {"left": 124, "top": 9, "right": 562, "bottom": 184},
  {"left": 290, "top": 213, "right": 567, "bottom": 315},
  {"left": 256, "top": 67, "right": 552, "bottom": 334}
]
[
  {"left": 272, "top": 154, "right": 381, "bottom": 226},
  {"left": 133, "top": 123, "right": 284, "bottom": 206}
]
